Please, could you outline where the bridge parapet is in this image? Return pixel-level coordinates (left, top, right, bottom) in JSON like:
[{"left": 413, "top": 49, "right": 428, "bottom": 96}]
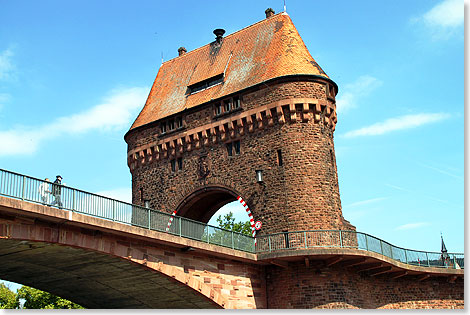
[
  {"left": 0, "top": 168, "right": 464, "bottom": 271},
  {"left": 0, "top": 194, "right": 464, "bottom": 309}
]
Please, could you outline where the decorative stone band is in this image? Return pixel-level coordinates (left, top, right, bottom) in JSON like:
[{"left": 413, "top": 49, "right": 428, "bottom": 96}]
[{"left": 127, "top": 97, "right": 337, "bottom": 170}]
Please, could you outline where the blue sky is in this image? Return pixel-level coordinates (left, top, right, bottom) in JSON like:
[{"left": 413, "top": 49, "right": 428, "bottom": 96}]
[{"left": 0, "top": 0, "right": 464, "bottom": 286}]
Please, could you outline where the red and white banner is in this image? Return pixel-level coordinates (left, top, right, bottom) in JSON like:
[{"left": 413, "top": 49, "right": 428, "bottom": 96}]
[
  {"left": 165, "top": 210, "right": 177, "bottom": 232},
  {"left": 237, "top": 195, "right": 257, "bottom": 238}
]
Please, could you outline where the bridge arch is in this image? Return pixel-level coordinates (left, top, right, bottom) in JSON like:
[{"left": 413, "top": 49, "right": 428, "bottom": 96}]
[{"left": 0, "top": 198, "right": 266, "bottom": 308}]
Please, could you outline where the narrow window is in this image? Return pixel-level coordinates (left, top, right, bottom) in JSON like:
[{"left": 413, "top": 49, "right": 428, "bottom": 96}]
[
  {"left": 234, "top": 140, "right": 240, "bottom": 155},
  {"left": 161, "top": 122, "right": 167, "bottom": 134},
  {"left": 168, "top": 119, "right": 175, "bottom": 131},
  {"left": 215, "top": 102, "right": 222, "bottom": 115},
  {"left": 277, "top": 149, "right": 283, "bottom": 166},
  {"left": 171, "top": 159, "right": 176, "bottom": 172},
  {"left": 177, "top": 157, "right": 183, "bottom": 170},
  {"left": 226, "top": 142, "right": 233, "bottom": 157},
  {"left": 224, "top": 99, "right": 231, "bottom": 112},
  {"left": 176, "top": 117, "right": 183, "bottom": 129},
  {"left": 233, "top": 96, "right": 240, "bottom": 109}
]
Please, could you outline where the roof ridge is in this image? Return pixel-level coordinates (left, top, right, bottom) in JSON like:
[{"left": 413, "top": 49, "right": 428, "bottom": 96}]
[{"left": 161, "top": 12, "right": 289, "bottom": 66}]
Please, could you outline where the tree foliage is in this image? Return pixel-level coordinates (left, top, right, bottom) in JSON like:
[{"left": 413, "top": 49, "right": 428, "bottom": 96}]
[
  {"left": 216, "top": 211, "right": 252, "bottom": 236},
  {"left": 0, "top": 282, "right": 83, "bottom": 309},
  {"left": 0, "top": 283, "right": 19, "bottom": 309},
  {"left": 17, "top": 286, "right": 83, "bottom": 309}
]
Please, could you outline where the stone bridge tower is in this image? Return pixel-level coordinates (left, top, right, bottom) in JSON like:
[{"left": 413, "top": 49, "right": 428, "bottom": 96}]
[{"left": 125, "top": 9, "right": 354, "bottom": 235}]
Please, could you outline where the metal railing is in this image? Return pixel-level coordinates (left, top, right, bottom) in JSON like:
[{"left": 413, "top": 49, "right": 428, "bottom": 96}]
[
  {"left": 0, "top": 168, "right": 464, "bottom": 269},
  {"left": 0, "top": 169, "right": 256, "bottom": 253},
  {"left": 256, "top": 230, "right": 464, "bottom": 269}
]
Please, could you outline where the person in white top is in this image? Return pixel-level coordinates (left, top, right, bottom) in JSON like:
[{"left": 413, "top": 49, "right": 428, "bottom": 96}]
[{"left": 39, "top": 178, "right": 51, "bottom": 204}]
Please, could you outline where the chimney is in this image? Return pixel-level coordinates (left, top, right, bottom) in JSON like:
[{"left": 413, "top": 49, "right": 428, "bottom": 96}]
[
  {"left": 265, "top": 8, "right": 275, "bottom": 18},
  {"left": 213, "top": 28, "right": 225, "bottom": 44},
  {"left": 178, "top": 47, "right": 187, "bottom": 56}
]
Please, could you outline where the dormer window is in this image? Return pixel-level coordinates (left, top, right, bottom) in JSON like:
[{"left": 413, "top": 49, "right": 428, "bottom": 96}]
[
  {"left": 168, "top": 119, "right": 175, "bottom": 131},
  {"left": 188, "top": 73, "right": 224, "bottom": 95}
]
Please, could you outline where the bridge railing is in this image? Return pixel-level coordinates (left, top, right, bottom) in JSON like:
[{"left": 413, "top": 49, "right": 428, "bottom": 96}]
[
  {"left": 0, "top": 168, "right": 256, "bottom": 253},
  {"left": 255, "top": 230, "right": 464, "bottom": 269},
  {"left": 0, "top": 169, "right": 464, "bottom": 268}
]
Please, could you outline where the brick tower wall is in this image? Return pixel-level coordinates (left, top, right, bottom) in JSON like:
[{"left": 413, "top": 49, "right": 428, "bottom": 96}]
[{"left": 126, "top": 78, "right": 354, "bottom": 235}]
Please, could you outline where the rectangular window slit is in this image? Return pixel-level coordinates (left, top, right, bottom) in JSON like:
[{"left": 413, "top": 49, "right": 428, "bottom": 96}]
[{"left": 277, "top": 149, "right": 283, "bottom": 166}]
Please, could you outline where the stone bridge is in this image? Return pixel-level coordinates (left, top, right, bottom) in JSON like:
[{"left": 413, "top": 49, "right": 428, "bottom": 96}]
[{"left": 0, "top": 196, "right": 464, "bottom": 309}]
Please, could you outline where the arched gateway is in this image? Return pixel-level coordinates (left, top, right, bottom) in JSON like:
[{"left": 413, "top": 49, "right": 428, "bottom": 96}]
[
  {"left": 124, "top": 9, "right": 354, "bottom": 236},
  {"left": 175, "top": 186, "right": 238, "bottom": 223}
]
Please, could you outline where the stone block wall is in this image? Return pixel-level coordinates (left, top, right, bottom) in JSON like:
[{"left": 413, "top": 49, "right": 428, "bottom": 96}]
[{"left": 265, "top": 262, "right": 464, "bottom": 309}]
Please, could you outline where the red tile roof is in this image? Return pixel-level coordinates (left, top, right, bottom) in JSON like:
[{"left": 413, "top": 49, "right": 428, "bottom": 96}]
[{"left": 129, "top": 12, "right": 330, "bottom": 131}]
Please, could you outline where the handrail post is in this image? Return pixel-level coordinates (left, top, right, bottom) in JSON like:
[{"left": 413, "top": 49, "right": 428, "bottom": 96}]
[
  {"left": 21, "top": 175, "right": 25, "bottom": 200},
  {"left": 426, "top": 252, "right": 430, "bottom": 267},
  {"left": 72, "top": 190, "right": 76, "bottom": 212},
  {"left": 339, "top": 230, "right": 343, "bottom": 248},
  {"left": 112, "top": 200, "right": 115, "bottom": 222},
  {"left": 304, "top": 231, "right": 307, "bottom": 249},
  {"left": 380, "top": 240, "right": 384, "bottom": 256},
  {"left": 148, "top": 209, "right": 151, "bottom": 230},
  {"left": 404, "top": 250, "right": 408, "bottom": 264},
  {"left": 268, "top": 235, "right": 272, "bottom": 252},
  {"left": 365, "top": 235, "right": 369, "bottom": 251},
  {"left": 207, "top": 227, "right": 210, "bottom": 243},
  {"left": 178, "top": 217, "right": 182, "bottom": 237},
  {"left": 231, "top": 231, "right": 234, "bottom": 249}
]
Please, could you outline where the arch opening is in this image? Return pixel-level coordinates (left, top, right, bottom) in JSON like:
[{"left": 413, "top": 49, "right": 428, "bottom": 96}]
[{"left": 176, "top": 186, "right": 250, "bottom": 227}]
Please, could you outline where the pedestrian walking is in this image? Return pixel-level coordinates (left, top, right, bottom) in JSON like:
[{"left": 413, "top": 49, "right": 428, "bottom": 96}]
[
  {"left": 38, "top": 178, "right": 51, "bottom": 204},
  {"left": 51, "top": 175, "right": 63, "bottom": 208}
]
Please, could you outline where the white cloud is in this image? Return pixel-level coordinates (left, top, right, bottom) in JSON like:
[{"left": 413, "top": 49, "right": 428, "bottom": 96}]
[
  {"left": 0, "top": 47, "right": 15, "bottom": 81},
  {"left": 414, "top": 0, "right": 463, "bottom": 39},
  {"left": 0, "top": 86, "right": 148, "bottom": 156},
  {"left": 423, "top": 0, "right": 463, "bottom": 28},
  {"left": 336, "top": 75, "right": 382, "bottom": 114},
  {"left": 344, "top": 197, "right": 388, "bottom": 208},
  {"left": 395, "top": 222, "right": 430, "bottom": 231},
  {"left": 418, "top": 163, "right": 463, "bottom": 180},
  {"left": 343, "top": 113, "right": 451, "bottom": 138}
]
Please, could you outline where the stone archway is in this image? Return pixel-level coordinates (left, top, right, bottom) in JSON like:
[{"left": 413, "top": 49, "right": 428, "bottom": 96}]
[{"left": 175, "top": 185, "right": 241, "bottom": 223}]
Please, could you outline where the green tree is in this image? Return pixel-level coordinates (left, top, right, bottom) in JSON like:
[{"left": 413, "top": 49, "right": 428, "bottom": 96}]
[
  {"left": 216, "top": 211, "right": 252, "bottom": 236},
  {"left": 0, "top": 283, "right": 19, "bottom": 309},
  {"left": 17, "top": 286, "right": 83, "bottom": 309}
]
